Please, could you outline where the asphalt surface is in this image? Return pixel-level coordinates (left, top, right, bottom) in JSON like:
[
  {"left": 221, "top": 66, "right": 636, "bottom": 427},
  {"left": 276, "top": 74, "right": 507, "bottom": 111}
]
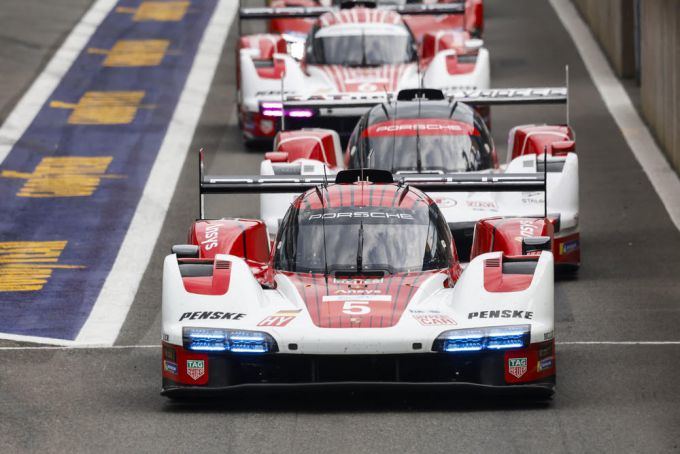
[{"left": 1, "top": 0, "right": 680, "bottom": 453}]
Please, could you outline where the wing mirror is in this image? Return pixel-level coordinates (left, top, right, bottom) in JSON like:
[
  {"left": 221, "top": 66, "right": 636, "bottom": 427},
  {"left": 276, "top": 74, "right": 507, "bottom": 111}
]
[
  {"left": 265, "top": 151, "right": 289, "bottom": 163},
  {"left": 549, "top": 140, "right": 575, "bottom": 156},
  {"left": 172, "top": 244, "right": 200, "bottom": 259}
]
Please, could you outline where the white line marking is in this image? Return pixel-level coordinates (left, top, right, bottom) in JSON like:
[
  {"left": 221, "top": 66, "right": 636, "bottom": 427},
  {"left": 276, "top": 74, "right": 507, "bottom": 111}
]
[
  {"left": 550, "top": 0, "right": 680, "bottom": 231},
  {"left": 74, "top": 0, "right": 236, "bottom": 346},
  {"left": 1, "top": 341, "right": 679, "bottom": 351},
  {"left": 0, "top": 0, "right": 118, "bottom": 164},
  {"left": 0, "top": 333, "right": 78, "bottom": 347}
]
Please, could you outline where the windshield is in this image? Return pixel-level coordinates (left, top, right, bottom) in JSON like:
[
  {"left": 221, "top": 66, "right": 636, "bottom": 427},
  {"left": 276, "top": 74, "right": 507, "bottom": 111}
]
[
  {"left": 350, "top": 119, "right": 493, "bottom": 172},
  {"left": 307, "top": 24, "right": 416, "bottom": 66},
  {"left": 274, "top": 204, "right": 452, "bottom": 274}
]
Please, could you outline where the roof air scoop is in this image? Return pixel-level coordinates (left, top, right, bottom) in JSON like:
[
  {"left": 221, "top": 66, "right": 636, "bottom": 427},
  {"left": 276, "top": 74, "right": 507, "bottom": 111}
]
[
  {"left": 397, "top": 88, "right": 446, "bottom": 101},
  {"left": 335, "top": 169, "right": 394, "bottom": 184},
  {"left": 340, "top": 1, "right": 377, "bottom": 9}
]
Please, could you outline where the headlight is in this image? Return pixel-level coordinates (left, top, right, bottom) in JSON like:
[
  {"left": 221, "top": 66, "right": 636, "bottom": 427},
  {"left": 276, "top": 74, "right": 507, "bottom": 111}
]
[
  {"left": 433, "top": 325, "right": 530, "bottom": 353},
  {"left": 183, "top": 328, "right": 278, "bottom": 354}
]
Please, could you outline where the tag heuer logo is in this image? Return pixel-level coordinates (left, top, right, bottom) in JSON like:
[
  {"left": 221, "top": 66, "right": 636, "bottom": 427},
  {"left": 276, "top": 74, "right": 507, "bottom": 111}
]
[
  {"left": 186, "top": 359, "right": 205, "bottom": 381},
  {"left": 508, "top": 357, "right": 528, "bottom": 378}
]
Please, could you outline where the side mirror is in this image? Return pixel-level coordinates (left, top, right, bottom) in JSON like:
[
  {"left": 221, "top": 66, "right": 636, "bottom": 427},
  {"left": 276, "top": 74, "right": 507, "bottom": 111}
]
[
  {"left": 521, "top": 236, "right": 552, "bottom": 255},
  {"left": 464, "top": 38, "right": 484, "bottom": 51},
  {"left": 172, "top": 244, "right": 200, "bottom": 259},
  {"left": 265, "top": 151, "right": 289, "bottom": 163},
  {"left": 549, "top": 140, "right": 575, "bottom": 156}
]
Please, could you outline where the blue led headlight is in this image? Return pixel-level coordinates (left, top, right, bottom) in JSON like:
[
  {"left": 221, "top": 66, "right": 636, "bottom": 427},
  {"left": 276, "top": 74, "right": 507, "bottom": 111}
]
[
  {"left": 183, "top": 327, "right": 278, "bottom": 354},
  {"left": 433, "top": 325, "right": 530, "bottom": 353}
]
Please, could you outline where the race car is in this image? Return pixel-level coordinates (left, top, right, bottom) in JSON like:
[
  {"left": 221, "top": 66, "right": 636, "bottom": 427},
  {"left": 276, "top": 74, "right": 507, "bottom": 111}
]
[
  {"left": 266, "top": 0, "right": 484, "bottom": 40},
  {"left": 259, "top": 87, "right": 580, "bottom": 270},
  {"left": 237, "top": 1, "right": 489, "bottom": 144},
  {"left": 160, "top": 163, "right": 556, "bottom": 397}
]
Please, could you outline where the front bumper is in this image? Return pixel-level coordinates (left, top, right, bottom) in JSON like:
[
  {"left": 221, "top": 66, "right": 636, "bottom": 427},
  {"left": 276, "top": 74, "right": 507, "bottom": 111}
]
[{"left": 161, "top": 341, "right": 556, "bottom": 398}]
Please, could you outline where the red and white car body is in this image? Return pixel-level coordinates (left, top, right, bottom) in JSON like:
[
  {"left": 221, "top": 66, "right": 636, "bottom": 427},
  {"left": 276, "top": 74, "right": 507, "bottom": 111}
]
[
  {"left": 267, "top": 0, "right": 485, "bottom": 40},
  {"left": 161, "top": 167, "right": 555, "bottom": 397},
  {"left": 238, "top": 3, "right": 489, "bottom": 143},
  {"left": 258, "top": 88, "right": 580, "bottom": 270}
]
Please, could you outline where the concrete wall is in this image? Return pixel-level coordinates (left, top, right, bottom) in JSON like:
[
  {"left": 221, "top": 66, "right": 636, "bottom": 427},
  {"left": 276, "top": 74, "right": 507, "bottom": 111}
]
[
  {"left": 572, "top": 0, "right": 635, "bottom": 77},
  {"left": 640, "top": 0, "right": 680, "bottom": 173}
]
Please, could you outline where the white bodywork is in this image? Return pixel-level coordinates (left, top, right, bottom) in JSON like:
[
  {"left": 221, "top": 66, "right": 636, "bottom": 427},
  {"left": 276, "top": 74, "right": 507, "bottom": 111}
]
[{"left": 162, "top": 251, "right": 554, "bottom": 355}]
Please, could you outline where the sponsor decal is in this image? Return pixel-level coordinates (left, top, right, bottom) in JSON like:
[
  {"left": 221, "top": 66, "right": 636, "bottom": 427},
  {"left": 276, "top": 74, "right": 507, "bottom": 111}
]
[
  {"left": 521, "top": 191, "right": 543, "bottom": 205},
  {"left": 260, "top": 119, "right": 274, "bottom": 134},
  {"left": 308, "top": 211, "right": 414, "bottom": 221},
  {"left": 413, "top": 314, "right": 457, "bottom": 326},
  {"left": 559, "top": 239, "right": 579, "bottom": 255},
  {"left": 323, "top": 295, "right": 392, "bottom": 302},
  {"left": 333, "top": 277, "right": 383, "bottom": 285},
  {"left": 537, "top": 357, "right": 554, "bottom": 372},
  {"left": 543, "top": 330, "right": 554, "bottom": 341},
  {"left": 465, "top": 200, "right": 497, "bottom": 210},
  {"left": 538, "top": 343, "right": 554, "bottom": 359},
  {"left": 362, "top": 119, "right": 478, "bottom": 138},
  {"left": 186, "top": 359, "right": 205, "bottom": 381},
  {"left": 508, "top": 357, "right": 527, "bottom": 379},
  {"left": 163, "top": 360, "right": 178, "bottom": 375},
  {"left": 519, "top": 220, "right": 539, "bottom": 237},
  {"left": 334, "top": 289, "right": 383, "bottom": 295},
  {"left": 178, "top": 311, "right": 246, "bottom": 321},
  {"left": 201, "top": 223, "right": 220, "bottom": 251},
  {"left": 434, "top": 197, "right": 457, "bottom": 208},
  {"left": 468, "top": 310, "right": 533, "bottom": 320},
  {"left": 163, "top": 345, "right": 176, "bottom": 362},
  {"left": 257, "top": 309, "right": 302, "bottom": 327}
]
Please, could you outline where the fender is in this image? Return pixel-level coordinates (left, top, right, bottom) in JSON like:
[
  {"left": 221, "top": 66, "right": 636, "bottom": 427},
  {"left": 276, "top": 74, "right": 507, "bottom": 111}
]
[
  {"left": 422, "top": 48, "right": 490, "bottom": 91},
  {"left": 470, "top": 217, "right": 555, "bottom": 260},
  {"left": 270, "top": 128, "right": 343, "bottom": 168},
  {"left": 162, "top": 254, "right": 268, "bottom": 345},
  {"left": 187, "top": 219, "right": 271, "bottom": 281},
  {"left": 507, "top": 124, "right": 575, "bottom": 161},
  {"left": 452, "top": 251, "right": 554, "bottom": 344}
]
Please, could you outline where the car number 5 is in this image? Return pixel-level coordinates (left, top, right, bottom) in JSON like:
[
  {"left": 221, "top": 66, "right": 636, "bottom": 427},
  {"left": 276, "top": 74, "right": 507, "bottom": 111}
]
[{"left": 342, "top": 301, "right": 370, "bottom": 315}]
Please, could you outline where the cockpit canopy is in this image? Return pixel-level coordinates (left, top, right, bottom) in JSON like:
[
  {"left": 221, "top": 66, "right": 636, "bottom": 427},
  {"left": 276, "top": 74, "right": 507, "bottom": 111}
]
[
  {"left": 274, "top": 183, "right": 454, "bottom": 274},
  {"left": 347, "top": 101, "right": 496, "bottom": 173},
  {"left": 305, "top": 14, "right": 417, "bottom": 66}
]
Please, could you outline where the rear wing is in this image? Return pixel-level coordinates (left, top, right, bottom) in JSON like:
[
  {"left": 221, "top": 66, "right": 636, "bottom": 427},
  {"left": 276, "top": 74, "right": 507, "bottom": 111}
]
[
  {"left": 198, "top": 152, "right": 546, "bottom": 219},
  {"left": 271, "top": 87, "right": 568, "bottom": 122},
  {"left": 279, "top": 87, "right": 567, "bottom": 111},
  {"left": 238, "top": 3, "right": 465, "bottom": 21}
]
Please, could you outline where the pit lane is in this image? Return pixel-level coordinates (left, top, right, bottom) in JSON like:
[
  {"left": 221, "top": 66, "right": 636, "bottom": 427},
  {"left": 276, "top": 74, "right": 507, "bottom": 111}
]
[{"left": 1, "top": 0, "right": 679, "bottom": 452}]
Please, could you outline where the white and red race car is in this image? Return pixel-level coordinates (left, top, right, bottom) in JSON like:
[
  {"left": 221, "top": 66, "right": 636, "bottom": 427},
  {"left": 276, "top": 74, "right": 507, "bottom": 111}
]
[
  {"left": 161, "top": 164, "right": 556, "bottom": 397},
  {"left": 266, "top": 0, "right": 484, "bottom": 40},
  {"left": 258, "top": 87, "right": 580, "bottom": 270},
  {"left": 237, "top": 1, "right": 489, "bottom": 144}
]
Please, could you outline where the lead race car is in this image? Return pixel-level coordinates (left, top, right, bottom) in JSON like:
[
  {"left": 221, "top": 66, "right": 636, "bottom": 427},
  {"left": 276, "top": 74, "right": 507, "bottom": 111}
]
[
  {"left": 259, "top": 86, "right": 580, "bottom": 269},
  {"left": 160, "top": 160, "right": 556, "bottom": 397},
  {"left": 237, "top": 1, "right": 489, "bottom": 144}
]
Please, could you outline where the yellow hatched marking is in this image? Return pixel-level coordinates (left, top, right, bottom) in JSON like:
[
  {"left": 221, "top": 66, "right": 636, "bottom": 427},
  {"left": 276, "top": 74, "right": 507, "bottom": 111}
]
[
  {"left": 116, "top": 2, "right": 190, "bottom": 22},
  {"left": 49, "top": 91, "right": 146, "bottom": 125},
  {"left": 1, "top": 157, "right": 116, "bottom": 197},
  {"left": 0, "top": 241, "right": 84, "bottom": 292},
  {"left": 88, "top": 40, "right": 170, "bottom": 67}
]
